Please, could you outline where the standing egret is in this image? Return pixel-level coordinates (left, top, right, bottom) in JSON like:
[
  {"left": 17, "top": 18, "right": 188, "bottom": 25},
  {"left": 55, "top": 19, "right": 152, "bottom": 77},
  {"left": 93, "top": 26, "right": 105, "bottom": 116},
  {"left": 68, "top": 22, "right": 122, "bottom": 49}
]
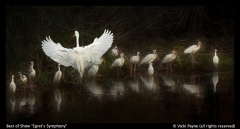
[
  {"left": 138, "top": 50, "right": 158, "bottom": 67},
  {"left": 9, "top": 75, "right": 16, "bottom": 93},
  {"left": 28, "top": 61, "right": 36, "bottom": 90},
  {"left": 162, "top": 51, "right": 180, "bottom": 72},
  {"left": 111, "top": 53, "right": 129, "bottom": 76},
  {"left": 41, "top": 29, "right": 114, "bottom": 81},
  {"left": 18, "top": 72, "right": 27, "bottom": 89},
  {"left": 184, "top": 41, "right": 202, "bottom": 63},
  {"left": 111, "top": 46, "right": 118, "bottom": 56},
  {"left": 212, "top": 72, "right": 218, "bottom": 93},
  {"left": 130, "top": 52, "right": 140, "bottom": 73},
  {"left": 53, "top": 64, "right": 62, "bottom": 84},
  {"left": 88, "top": 58, "right": 104, "bottom": 76},
  {"left": 213, "top": 49, "right": 219, "bottom": 67},
  {"left": 148, "top": 63, "right": 154, "bottom": 75}
]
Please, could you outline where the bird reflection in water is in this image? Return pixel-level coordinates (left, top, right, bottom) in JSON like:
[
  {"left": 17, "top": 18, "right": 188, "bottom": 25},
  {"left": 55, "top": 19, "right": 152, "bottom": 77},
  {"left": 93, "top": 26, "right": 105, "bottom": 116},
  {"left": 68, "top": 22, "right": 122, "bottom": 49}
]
[
  {"left": 85, "top": 78, "right": 104, "bottom": 100},
  {"left": 182, "top": 74, "right": 204, "bottom": 99},
  {"left": 161, "top": 74, "right": 179, "bottom": 92},
  {"left": 27, "top": 90, "right": 35, "bottom": 114},
  {"left": 9, "top": 93, "right": 16, "bottom": 114},
  {"left": 110, "top": 79, "right": 125, "bottom": 99},
  {"left": 212, "top": 71, "right": 218, "bottom": 93},
  {"left": 128, "top": 75, "right": 140, "bottom": 93},
  {"left": 18, "top": 89, "right": 27, "bottom": 112},
  {"left": 138, "top": 72, "right": 159, "bottom": 94},
  {"left": 54, "top": 88, "right": 62, "bottom": 112}
]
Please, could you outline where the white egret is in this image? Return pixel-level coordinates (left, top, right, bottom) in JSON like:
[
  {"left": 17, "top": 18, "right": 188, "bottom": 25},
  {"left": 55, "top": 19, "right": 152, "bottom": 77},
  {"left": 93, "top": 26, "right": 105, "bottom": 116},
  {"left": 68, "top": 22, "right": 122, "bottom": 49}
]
[
  {"left": 138, "top": 50, "right": 158, "bottom": 67},
  {"left": 213, "top": 49, "right": 219, "bottom": 67},
  {"left": 9, "top": 75, "right": 16, "bottom": 93},
  {"left": 162, "top": 51, "right": 180, "bottom": 72},
  {"left": 87, "top": 57, "right": 104, "bottom": 76},
  {"left": 53, "top": 64, "right": 62, "bottom": 84},
  {"left": 212, "top": 72, "right": 218, "bottom": 93},
  {"left": 184, "top": 41, "right": 202, "bottom": 63},
  {"left": 148, "top": 63, "right": 154, "bottom": 75},
  {"left": 130, "top": 52, "right": 140, "bottom": 73},
  {"left": 41, "top": 29, "right": 114, "bottom": 81},
  {"left": 111, "top": 53, "right": 129, "bottom": 76},
  {"left": 18, "top": 72, "right": 27, "bottom": 89},
  {"left": 28, "top": 61, "right": 36, "bottom": 89},
  {"left": 111, "top": 46, "right": 118, "bottom": 56}
]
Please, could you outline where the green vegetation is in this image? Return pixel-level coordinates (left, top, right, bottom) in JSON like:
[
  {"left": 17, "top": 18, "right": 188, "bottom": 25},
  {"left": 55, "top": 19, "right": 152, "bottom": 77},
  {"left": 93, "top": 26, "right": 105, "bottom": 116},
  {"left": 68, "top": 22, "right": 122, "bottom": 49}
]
[{"left": 6, "top": 6, "right": 234, "bottom": 86}]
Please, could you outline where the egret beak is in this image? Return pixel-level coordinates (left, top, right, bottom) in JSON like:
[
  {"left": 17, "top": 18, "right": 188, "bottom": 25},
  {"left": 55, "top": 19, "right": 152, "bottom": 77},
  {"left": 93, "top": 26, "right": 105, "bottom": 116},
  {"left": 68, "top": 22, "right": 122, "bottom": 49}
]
[
  {"left": 175, "top": 52, "right": 181, "bottom": 64},
  {"left": 123, "top": 54, "right": 129, "bottom": 61}
]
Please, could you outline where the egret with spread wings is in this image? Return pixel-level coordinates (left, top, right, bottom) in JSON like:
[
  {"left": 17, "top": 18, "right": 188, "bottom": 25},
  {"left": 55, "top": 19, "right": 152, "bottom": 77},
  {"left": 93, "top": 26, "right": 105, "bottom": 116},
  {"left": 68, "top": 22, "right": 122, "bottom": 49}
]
[{"left": 41, "top": 29, "right": 114, "bottom": 80}]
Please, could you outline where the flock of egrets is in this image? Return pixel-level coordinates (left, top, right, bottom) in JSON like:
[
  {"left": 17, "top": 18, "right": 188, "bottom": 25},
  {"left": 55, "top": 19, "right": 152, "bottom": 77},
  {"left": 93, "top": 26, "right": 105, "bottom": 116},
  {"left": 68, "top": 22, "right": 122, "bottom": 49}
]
[{"left": 9, "top": 29, "right": 219, "bottom": 94}]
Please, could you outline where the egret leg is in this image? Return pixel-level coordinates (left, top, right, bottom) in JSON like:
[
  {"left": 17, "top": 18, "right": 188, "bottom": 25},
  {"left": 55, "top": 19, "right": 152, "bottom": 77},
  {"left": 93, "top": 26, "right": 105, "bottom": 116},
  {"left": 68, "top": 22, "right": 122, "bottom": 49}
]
[
  {"left": 120, "top": 67, "right": 123, "bottom": 75},
  {"left": 134, "top": 64, "right": 137, "bottom": 71},
  {"left": 170, "top": 62, "right": 172, "bottom": 72},
  {"left": 130, "top": 65, "right": 133, "bottom": 73}
]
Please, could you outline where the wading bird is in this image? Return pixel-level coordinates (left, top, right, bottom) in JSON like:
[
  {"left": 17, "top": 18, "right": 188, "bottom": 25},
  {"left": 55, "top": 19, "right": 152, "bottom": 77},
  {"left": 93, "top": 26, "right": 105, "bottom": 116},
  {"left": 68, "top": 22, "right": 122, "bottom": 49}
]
[
  {"left": 18, "top": 72, "right": 27, "bottom": 89},
  {"left": 138, "top": 50, "right": 158, "bottom": 67},
  {"left": 184, "top": 41, "right": 202, "bottom": 64},
  {"left": 41, "top": 29, "right": 113, "bottom": 81},
  {"left": 111, "top": 46, "right": 118, "bottom": 56},
  {"left": 53, "top": 64, "right": 62, "bottom": 84},
  {"left": 130, "top": 52, "right": 140, "bottom": 73},
  {"left": 213, "top": 49, "right": 219, "bottom": 67},
  {"left": 28, "top": 62, "right": 36, "bottom": 90},
  {"left": 148, "top": 63, "right": 154, "bottom": 75},
  {"left": 111, "top": 53, "right": 129, "bottom": 77},
  {"left": 88, "top": 58, "right": 104, "bottom": 76},
  {"left": 10, "top": 75, "right": 16, "bottom": 93},
  {"left": 162, "top": 51, "right": 180, "bottom": 72}
]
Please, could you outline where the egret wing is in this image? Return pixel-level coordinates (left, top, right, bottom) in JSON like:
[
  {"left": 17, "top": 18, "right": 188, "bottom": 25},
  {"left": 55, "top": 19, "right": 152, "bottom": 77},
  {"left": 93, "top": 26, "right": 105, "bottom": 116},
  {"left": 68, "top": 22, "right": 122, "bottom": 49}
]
[
  {"left": 184, "top": 45, "right": 197, "bottom": 54},
  {"left": 41, "top": 36, "right": 74, "bottom": 67},
  {"left": 82, "top": 29, "right": 114, "bottom": 67}
]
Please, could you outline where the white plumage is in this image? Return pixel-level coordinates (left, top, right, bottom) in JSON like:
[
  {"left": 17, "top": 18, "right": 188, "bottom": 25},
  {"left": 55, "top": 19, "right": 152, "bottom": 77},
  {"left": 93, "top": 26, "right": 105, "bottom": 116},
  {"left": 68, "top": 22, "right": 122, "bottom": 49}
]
[
  {"left": 184, "top": 41, "right": 202, "bottom": 63},
  {"left": 28, "top": 62, "right": 36, "bottom": 89},
  {"left": 87, "top": 57, "right": 104, "bottom": 76},
  {"left": 213, "top": 49, "right": 219, "bottom": 67},
  {"left": 162, "top": 51, "right": 180, "bottom": 72},
  {"left": 130, "top": 52, "right": 140, "bottom": 72},
  {"left": 18, "top": 72, "right": 27, "bottom": 89},
  {"left": 111, "top": 46, "right": 118, "bottom": 56},
  {"left": 10, "top": 75, "right": 16, "bottom": 93},
  {"left": 111, "top": 53, "right": 128, "bottom": 76},
  {"left": 41, "top": 29, "right": 114, "bottom": 79},
  {"left": 138, "top": 50, "right": 158, "bottom": 67},
  {"left": 53, "top": 64, "right": 62, "bottom": 83},
  {"left": 148, "top": 63, "right": 154, "bottom": 75}
]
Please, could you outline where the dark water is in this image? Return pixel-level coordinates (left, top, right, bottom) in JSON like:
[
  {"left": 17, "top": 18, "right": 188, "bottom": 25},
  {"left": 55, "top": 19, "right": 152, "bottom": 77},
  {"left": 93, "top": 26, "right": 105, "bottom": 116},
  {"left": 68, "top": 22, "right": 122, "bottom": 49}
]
[{"left": 6, "top": 70, "right": 234, "bottom": 123}]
